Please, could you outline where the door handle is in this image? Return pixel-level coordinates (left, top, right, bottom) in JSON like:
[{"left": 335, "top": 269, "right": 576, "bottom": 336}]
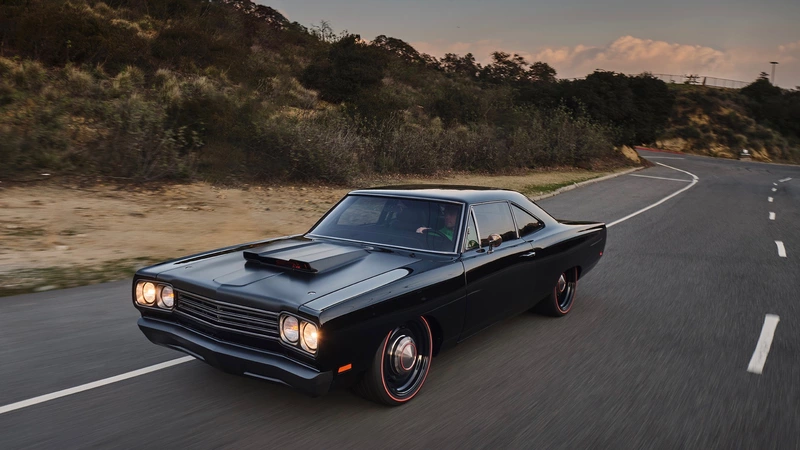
[{"left": 521, "top": 251, "right": 536, "bottom": 258}]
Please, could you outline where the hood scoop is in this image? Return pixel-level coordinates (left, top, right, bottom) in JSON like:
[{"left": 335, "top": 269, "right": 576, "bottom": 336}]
[{"left": 243, "top": 242, "right": 368, "bottom": 274}]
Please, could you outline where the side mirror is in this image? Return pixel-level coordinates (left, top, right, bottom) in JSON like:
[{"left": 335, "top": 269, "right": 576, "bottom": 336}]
[{"left": 487, "top": 234, "right": 502, "bottom": 252}]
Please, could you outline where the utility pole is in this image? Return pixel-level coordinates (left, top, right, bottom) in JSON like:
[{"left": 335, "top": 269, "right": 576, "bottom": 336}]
[{"left": 770, "top": 61, "right": 779, "bottom": 85}]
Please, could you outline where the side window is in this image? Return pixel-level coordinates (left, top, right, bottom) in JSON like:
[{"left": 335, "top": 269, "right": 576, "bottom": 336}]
[
  {"left": 472, "top": 202, "right": 517, "bottom": 247},
  {"left": 463, "top": 213, "right": 479, "bottom": 251},
  {"left": 511, "top": 205, "right": 543, "bottom": 237}
]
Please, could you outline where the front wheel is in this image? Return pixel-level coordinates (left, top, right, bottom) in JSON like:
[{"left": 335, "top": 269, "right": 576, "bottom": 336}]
[
  {"left": 535, "top": 268, "right": 577, "bottom": 317},
  {"left": 353, "top": 317, "right": 433, "bottom": 406}
]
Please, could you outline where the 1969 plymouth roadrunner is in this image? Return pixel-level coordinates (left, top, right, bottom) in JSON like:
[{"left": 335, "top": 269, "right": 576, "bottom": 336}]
[{"left": 133, "top": 186, "right": 606, "bottom": 405}]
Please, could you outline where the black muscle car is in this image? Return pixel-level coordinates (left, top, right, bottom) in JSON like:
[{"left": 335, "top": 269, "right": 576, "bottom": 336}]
[{"left": 133, "top": 186, "right": 606, "bottom": 405}]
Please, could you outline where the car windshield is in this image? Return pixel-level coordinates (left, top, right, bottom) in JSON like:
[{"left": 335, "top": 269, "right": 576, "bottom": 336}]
[{"left": 310, "top": 195, "right": 464, "bottom": 253}]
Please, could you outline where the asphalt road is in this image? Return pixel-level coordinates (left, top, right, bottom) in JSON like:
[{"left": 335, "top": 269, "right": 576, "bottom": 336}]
[{"left": 2, "top": 150, "right": 799, "bottom": 449}]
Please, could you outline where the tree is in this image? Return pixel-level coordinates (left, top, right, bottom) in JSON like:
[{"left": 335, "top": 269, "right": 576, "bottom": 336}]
[
  {"left": 480, "top": 51, "right": 529, "bottom": 84},
  {"left": 440, "top": 53, "right": 481, "bottom": 78},
  {"left": 300, "top": 34, "right": 389, "bottom": 103},
  {"left": 528, "top": 62, "right": 557, "bottom": 83},
  {"left": 562, "top": 71, "right": 672, "bottom": 146},
  {"left": 371, "top": 35, "right": 423, "bottom": 64}
]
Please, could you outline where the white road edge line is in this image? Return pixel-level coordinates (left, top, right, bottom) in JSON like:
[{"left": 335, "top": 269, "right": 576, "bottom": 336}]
[
  {"left": 0, "top": 356, "right": 194, "bottom": 416},
  {"left": 776, "top": 241, "right": 787, "bottom": 257},
  {"left": 629, "top": 174, "right": 693, "bottom": 183},
  {"left": 768, "top": 197, "right": 773, "bottom": 202},
  {"left": 769, "top": 212, "right": 776, "bottom": 220},
  {"left": 0, "top": 160, "right": 701, "bottom": 415},
  {"left": 747, "top": 314, "right": 780, "bottom": 374},
  {"left": 642, "top": 156, "right": 685, "bottom": 160},
  {"left": 779, "top": 177, "right": 792, "bottom": 182},
  {"left": 608, "top": 162, "right": 699, "bottom": 228}
]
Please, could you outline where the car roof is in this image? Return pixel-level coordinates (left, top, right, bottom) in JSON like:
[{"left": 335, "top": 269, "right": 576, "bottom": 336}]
[{"left": 348, "top": 184, "right": 528, "bottom": 204}]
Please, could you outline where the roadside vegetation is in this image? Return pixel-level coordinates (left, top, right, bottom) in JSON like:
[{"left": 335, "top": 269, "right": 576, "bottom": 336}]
[
  {"left": 0, "top": 258, "right": 158, "bottom": 297},
  {"left": 0, "top": 0, "right": 796, "bottom": 183},
  {"left": 659, "top": 79, "right": 800, "bottom": 161},
  {"left": 0, "top": 168, "right": 621, "bottom": 296},
  {"left": 0, "top": 0, "right": 649, "bottom": 184}
]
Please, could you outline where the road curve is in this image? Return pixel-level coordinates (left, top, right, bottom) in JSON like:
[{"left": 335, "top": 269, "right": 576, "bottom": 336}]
[{"left": 2, "top": 150, "right": 799, "bottom": 449}]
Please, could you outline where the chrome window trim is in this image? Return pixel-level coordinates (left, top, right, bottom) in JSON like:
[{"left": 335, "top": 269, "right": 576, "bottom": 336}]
[
  {"left": 462, "top": 207, "right": 482, "bottom": 253},
  {"left": 306, "top": 234, "right": 459, "bottom": 256},
  {"left": 468, "top": 200, "right": 521, "bottom": 246},
  {"left": 308, "top": 193, "right": 467, "bottom": 255},
  {"left": 508, "top": 201, "right": 546, "bottom": 237}
]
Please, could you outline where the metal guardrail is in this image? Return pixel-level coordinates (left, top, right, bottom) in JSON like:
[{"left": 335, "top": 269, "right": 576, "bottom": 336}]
[
  {"left": 647, "top": 73, "right": 748, "bottom": 89},
  {"left": 564, "top": 73, "right": 749, "bottom": 89}
]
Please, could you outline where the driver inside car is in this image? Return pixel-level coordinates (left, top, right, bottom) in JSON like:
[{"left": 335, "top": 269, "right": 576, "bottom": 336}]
[{"left": 416, "top": 205, "right": 459, "bottom": 241}]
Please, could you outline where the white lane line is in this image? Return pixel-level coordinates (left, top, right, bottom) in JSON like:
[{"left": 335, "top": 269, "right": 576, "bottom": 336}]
[
  {"left": 772, "top": 188, "right": 777, "bottom": 192},
  {"left": 747, "top": 314, "right": 780, "bottom": 374},
  {"left": 779, "top": 177, "right": 792, "bottom": 182},
  {"left": 0, "top": 356, "right": 194, "bottom": 416},
  {"left": 629, "top": 174, "right": 693, "bottom": 183},
  {"left": 608, "top": 162, "right": 699, "bottom": 228},
  {"left": 0, "top": 160, "right": 702, "bottom": 415},
  {"left": 773, "top": 183, "right": 778, "bottom": 186},
  {"left": 644, "top": 156, "right": 685, "bottom": 160},
  {"left": 769, "top": 212, "right": 776, "bottom": 220},
  {"left": 768, "top": 197, "right": 773, "bottom": 202},
  {"left": 776, "top": 241, "right": 787, "bottom": 257}
]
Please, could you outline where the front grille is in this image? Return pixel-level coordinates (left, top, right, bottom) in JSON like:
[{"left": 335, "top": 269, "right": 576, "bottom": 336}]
[{"left": 174, "top": 291, "right": 279, "bottom": 340}]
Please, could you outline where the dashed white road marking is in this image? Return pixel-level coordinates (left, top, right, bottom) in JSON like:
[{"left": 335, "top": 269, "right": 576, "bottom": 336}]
[
  {"left": 779, "top": 177, "right": 792, "bottom": 182},
  {"left": 747, "top": 314, "right": 780, "bottom": 374},
  {"left": 629, "top": 174, "right": 692, "bottom": 183},
  {"left": 608, "top": 162, "right": 699, "bottom": 228},
  {"left": 773, "top": 183, "right": 778, "bottom": 186},
  {"left": 0, "top": 356, "right": 194, "bottom": 416},
  {"left": 768, "top": 197, "right": 773, "bottom": 202},
  {"left": 769, "top": 212, "right": 776, "bottom": 220},
  {"left": 772, "top": 188, "right": 777, "bottom": 192},
  {"left": 775, "top": 241, "right": 787, "bottom": 257}
]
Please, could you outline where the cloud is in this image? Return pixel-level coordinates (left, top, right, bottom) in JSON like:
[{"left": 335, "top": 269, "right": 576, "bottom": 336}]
[
  {"left": 412, "top": 36, "right": 800, "bottom": 87},
  {"left": 531, "top": 36, "right": 730, "bottom": 77}
]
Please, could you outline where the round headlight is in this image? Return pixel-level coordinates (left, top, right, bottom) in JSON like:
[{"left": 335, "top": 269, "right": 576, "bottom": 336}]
[
  {"left": 158, "top": 285, "right": 175, "bottom": 309},
  {"left": 142, "top": 282, "right": 157, "bottom": 305},
  {"left": 135, "top": 281, "right": 145, "bottom": 305},
  {"left": 301, "top": 322, "right": 318, "bottom": 352},
  {"left": 282, "top": 316, "right": 299, "bottom": 343}
]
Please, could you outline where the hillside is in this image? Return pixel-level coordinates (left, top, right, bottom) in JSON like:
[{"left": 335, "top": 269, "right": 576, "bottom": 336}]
[
  {"left": 658, "top": 81, "right": 800, "bottom": 161},
  {"left": 0, "top": 0, "right": 797, "bottom": 184}
]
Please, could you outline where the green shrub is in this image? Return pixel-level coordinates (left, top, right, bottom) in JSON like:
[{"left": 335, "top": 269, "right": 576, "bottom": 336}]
[{"left": 677, "top": 125, "right": 702, "bottom": 140}]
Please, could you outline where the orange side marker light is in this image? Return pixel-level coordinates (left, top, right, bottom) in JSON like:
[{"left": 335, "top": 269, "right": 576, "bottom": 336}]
[{"left": 338, "top": 364, "right": 352, "bottom": 373}]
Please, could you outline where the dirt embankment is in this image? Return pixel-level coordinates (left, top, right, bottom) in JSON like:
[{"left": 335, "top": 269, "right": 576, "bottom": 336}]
[{"left": 0, "top": 168, "right": 625, "bottom": 295}]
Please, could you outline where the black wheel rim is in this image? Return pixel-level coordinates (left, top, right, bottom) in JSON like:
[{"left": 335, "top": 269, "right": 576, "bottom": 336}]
[
  {"left": 382, "top": 322, "right": 431, "bottom": 400},
  {"left": 556, "top": 272, "right": 576, "bottom": 312}
]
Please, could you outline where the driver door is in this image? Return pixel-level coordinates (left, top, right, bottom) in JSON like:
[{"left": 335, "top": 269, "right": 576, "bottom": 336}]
[{"left": 459, "top": 202, "right": 535, "bottom": 340}]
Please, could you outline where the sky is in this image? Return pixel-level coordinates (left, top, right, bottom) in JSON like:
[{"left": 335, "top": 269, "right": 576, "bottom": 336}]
[{"left": 263, "top": 0, "right": 800, "bottom": 88}]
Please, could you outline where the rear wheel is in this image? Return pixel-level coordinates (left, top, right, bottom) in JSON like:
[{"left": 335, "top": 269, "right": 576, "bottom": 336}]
[
  {"left": 535, "top": 268, "right": 577, "bottom": 317},
  {"left": 354, "top": 317, "right": 433, "bottom": 406}
]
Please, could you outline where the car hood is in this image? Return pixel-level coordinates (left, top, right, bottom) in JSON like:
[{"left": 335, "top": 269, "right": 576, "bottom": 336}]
[{"left": 150, "top": 238, "right": 420, "bottom": 313}]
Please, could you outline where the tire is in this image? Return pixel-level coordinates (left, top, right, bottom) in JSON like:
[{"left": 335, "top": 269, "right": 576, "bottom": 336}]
[
  {"left": 353, "top": 317, "right": 433, "bottom": 406},
  {"left": 535, "top": 267, "right": 578, "bottom": 317}
]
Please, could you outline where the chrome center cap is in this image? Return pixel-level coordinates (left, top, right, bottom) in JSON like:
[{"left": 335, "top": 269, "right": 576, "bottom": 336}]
[
  {"left": 557, "top": 274, "right": 567, "bottom": 294},
  {"left": 392, "top": 336, "right": 417, "bottom": 373}
]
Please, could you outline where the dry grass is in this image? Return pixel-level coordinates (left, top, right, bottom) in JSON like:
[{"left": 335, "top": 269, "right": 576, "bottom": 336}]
[{"left": 0, "top": 168, "right": 625, "bottom": 296}]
